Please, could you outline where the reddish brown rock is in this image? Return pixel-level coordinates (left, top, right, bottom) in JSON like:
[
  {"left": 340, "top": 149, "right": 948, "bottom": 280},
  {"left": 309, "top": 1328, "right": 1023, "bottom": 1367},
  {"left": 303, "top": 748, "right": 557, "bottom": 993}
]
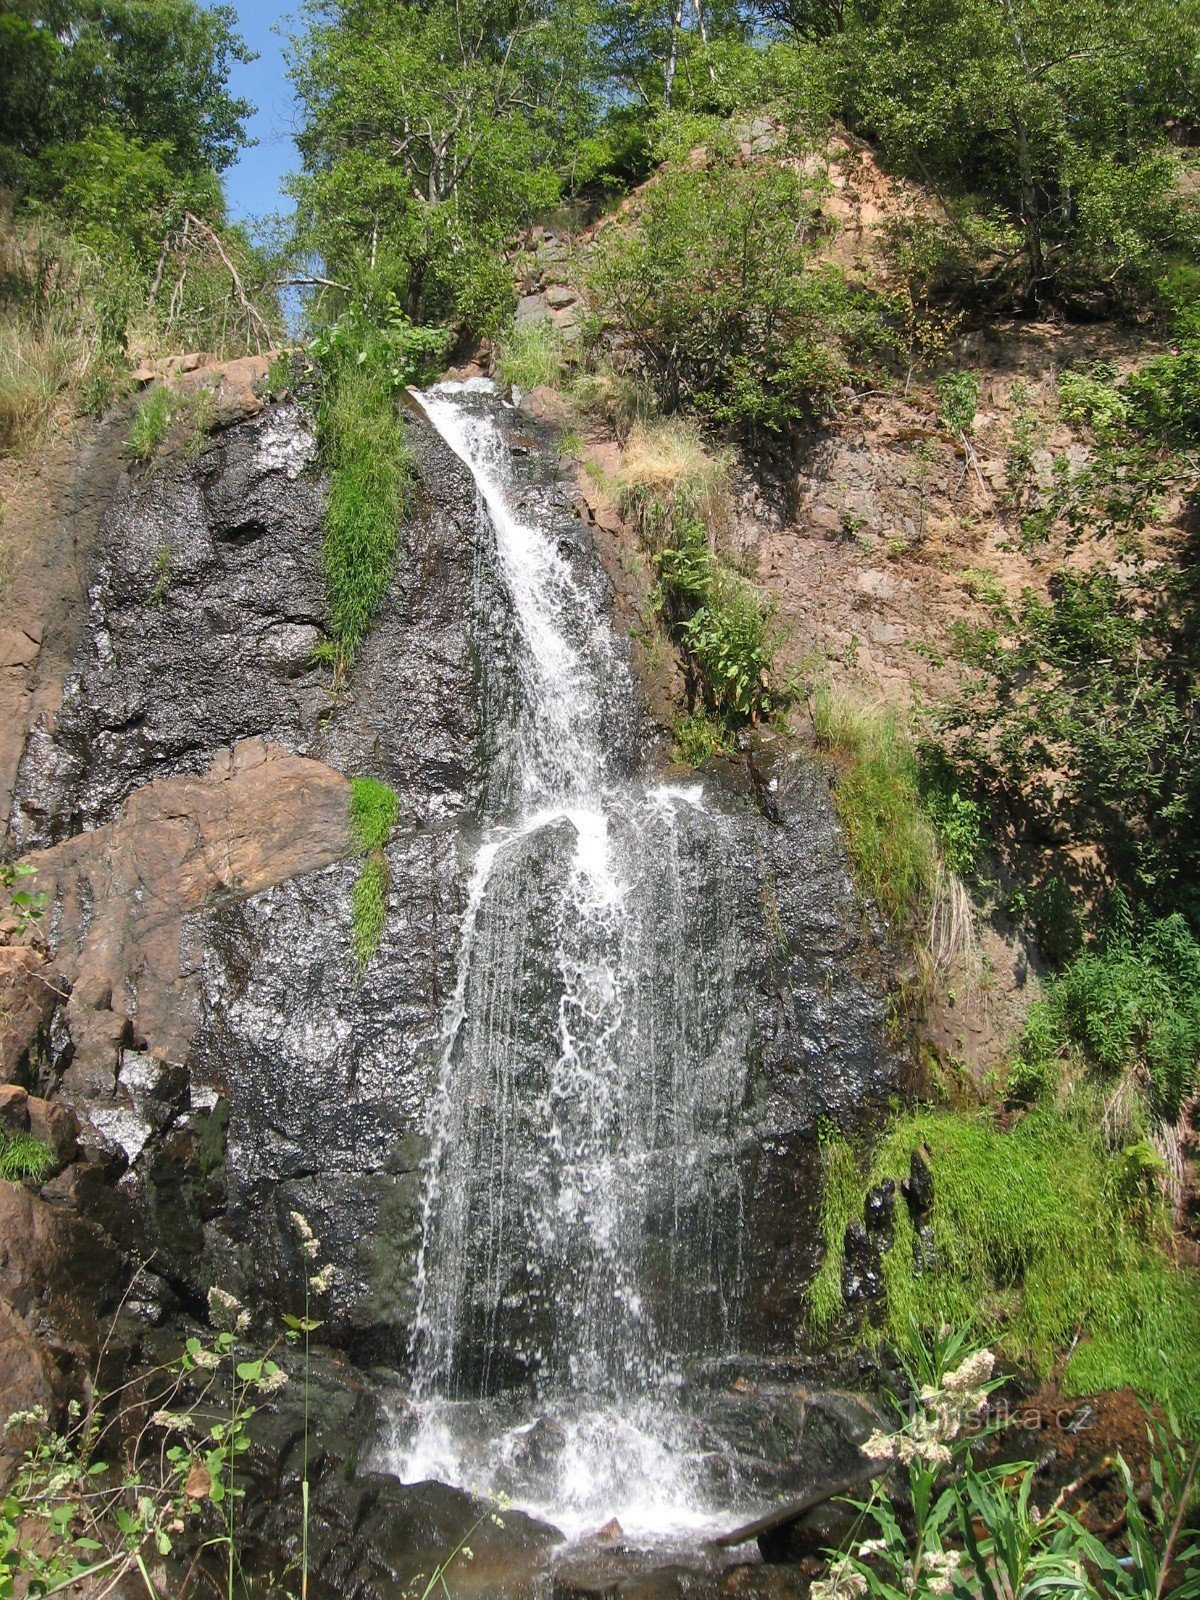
[
  {"left": 0, "top": 1180, "right": 122, "bottom": 1347},
  {"left": 0, "top": 1294, "right": 57, "bottom": 1490},
  {"left": 23, "top": 739, "right": 353, "bottom": 1092},
  {"left": 0, "top": 1084, "right": 29, "bottom": 1131}
]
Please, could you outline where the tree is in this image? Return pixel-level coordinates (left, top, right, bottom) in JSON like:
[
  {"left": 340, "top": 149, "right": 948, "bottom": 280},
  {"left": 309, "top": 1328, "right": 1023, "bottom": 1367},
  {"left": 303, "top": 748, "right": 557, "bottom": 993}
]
[
  {"left": 289, "top": 0, "right": 598, "bottom": 327},
  {"left": 835, "top": 0, "right": 1200, "bottom": 306},
  {"left": 0, "top": 1, "right": 253, "bottom": 188}
]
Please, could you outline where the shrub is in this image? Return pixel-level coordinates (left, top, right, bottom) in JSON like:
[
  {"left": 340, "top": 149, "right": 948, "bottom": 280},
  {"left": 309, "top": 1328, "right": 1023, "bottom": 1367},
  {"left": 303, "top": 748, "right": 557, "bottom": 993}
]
[
  {"left": 1015, "top": 915, "right": 1200, "bottom": 1123},
  {"left": 495, "top": 318, "right": 565, "bottom": 394},
  {"left": 820, "top": 1104, "right": 1200, "bottom": 1426},
  {"left": 812, "top": 689, "right": 939, "bottom": 927},
  {"left": 936, "top": 369, "right": 978, "bottom": 436},
  {"left": 591, "top": 151, "right": 864, "bottom": 434}
]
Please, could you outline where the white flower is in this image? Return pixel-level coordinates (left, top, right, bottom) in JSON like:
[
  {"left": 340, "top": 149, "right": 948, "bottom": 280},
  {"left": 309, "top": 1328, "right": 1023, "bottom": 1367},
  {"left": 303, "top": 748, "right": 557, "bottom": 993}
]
[
  {"left": 943, "top": 1349, "right": 994, "bottom": 1394},
  {"left": 192, "top": 1348, "right": 221, "bottom": 1371},
  {"left": 923, "top": 1547, "right": 962, "bottom": 1596},
  {"left": 290, "top": 1211, "right": 320, "bottom": 1260},
  {"left": 150, "top": 1410, "right": 195, "bottom": 1433},
  {"left": 207, "top": 1287, "right": 245, "bottom": 1332},
  {"left": 857, "top": 1539, "right": 887, "bottom": 1558},
  {"left": 810, "top": 1558, "right": 868, "bottom": 1600},
  {"left": 4, "top": 1406, "right": 48, "bottom": 1432},
  {"left": 862, "top": 1430, "right": 896, "bottom": 1462},
  {"left": 309, "top": 1263, "right": 335, "bottom": 1295},
  {"left": 257, "top": 1368, "right": 289, "bottom": 1395}
]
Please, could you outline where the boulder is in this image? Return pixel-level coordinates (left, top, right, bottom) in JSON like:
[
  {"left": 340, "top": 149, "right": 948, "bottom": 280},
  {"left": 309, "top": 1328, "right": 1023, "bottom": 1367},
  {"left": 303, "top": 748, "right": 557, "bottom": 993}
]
[
  {"left": 0, "top": 945, "right": 57, "bottom": 1086},
  {"left": 0, "top": 1295, "right": 58, "bottom": 1490}
]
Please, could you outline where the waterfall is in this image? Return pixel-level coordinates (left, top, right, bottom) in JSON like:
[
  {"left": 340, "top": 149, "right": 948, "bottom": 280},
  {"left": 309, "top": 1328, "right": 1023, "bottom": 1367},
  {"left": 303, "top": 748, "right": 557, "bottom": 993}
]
[{"left": 392, "top": 380, "right": 755, "bottom": 1540}]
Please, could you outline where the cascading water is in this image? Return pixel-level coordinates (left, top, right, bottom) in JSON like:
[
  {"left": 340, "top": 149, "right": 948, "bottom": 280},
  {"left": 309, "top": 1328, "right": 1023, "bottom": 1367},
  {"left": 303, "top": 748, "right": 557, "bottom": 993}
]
[{"left": 391, "top": 380, "right": 758, "bottom": 1540}]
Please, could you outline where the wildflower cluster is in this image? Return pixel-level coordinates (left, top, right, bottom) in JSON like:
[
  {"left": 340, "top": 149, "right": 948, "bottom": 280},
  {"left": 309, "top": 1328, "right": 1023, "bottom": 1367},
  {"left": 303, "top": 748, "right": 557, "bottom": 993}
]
[{"left": 811, "top": 1325, "right": 1200, "bottom": 1600}]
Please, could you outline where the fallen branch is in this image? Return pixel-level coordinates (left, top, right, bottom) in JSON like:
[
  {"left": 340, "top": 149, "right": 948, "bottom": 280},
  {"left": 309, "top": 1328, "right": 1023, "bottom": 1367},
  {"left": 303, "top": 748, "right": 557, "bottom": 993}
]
[{"left": 709, "top": 1464, "right": 879, "bottom": 1548}]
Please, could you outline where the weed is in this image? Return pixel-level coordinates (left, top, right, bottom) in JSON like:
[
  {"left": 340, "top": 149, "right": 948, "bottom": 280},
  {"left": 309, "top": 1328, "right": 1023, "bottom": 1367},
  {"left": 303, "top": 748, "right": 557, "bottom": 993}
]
[
  {"left": 125, "top": 383, "right": 213, "bottom": 464},
  {"left": 672, "top": 709, "right": 728, "bottom": 766},
  {"left": 1014, "top": 913, "right": 1200, "bottom": 1123},
  {"left": 496, "top": 318, "right": 566, "bottom": 394},
  {"left": 318, "top": 360, "right": 410, "bottom": 664},
  {"left": 125, "top": 383, "right": 175, "bottom": 461},
  {"left": 149, "top": 545, "right": 170, "bottom": 607}
]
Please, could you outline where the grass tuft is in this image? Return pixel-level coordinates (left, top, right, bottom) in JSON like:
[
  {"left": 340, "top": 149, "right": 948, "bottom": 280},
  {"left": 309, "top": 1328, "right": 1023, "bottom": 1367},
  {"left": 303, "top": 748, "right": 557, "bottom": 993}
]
[
  {"left": 808, "top": 1130, "right": 863, "bottom": 1332},
  {"left": 126, "top": 382, "right": 214, "bottom": 464},
  {"left": 617, "top": 419, "right": 732, "bottom": 541},
  {"left": 350, "top": 775, "right": 399, "bottom": 853},
  {"left": 0, "top": 1128, "right": 55, "bottom": 1184}
]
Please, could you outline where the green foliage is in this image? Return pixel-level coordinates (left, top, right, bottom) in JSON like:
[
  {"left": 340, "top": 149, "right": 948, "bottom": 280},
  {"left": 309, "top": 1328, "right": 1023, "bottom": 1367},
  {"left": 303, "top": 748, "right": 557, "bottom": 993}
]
[
  {"left": 1016, "top": 915, "right": 1200, "bottom": 1123},
  {"left": 349, "top": 776, "right": 399, "bottom": 853},
  {"left": 1058, "top": 363, "right": 1130, "bottom": 437},
  {"left": 826, "top": 1331, "right": 1200, "bottom": 1600},
  {"left": 309, "top": 302, "right": 448, "bottom": 394},
  {"left": 677, "top": 562, "right": 778, "bottom": 721},
  {"left": 0, "top": 1128, "right": 54, "bottom": 1183},
  {"left": 495, "top": 319, "right": 566, "bottom": 395},
  {"left": 0, "top": 1, "right": 253, "bottom": 191},
  {"left": 828, "top": 1105, "right": 1200, "bottom": 1426},
  {"left": 1, "top": 860, "right": 47, "bottom": 935},
  {"left": 917, "top": 744, "right": 983, "bottom": 878},
  {"left": 812, "top": 689, "right": 939, "bottom": 927},
  {"left": 591, "top": 150, "right": 886, "bottom": 434},
  {"left": 671, "top": 710, "right": 728, "bottom": 766},
  {"left": 835, "top": 0, "right": 1200, "bottom": 308},
  {"left": 940, "top": 566, "right": 1200, "bottom": 924},
  {"left": 1124, "top": 342, "right": 1200, "bottom": 446},
  {"left": 936, "top": 370, "right": 978, "bottom": 436},
  {"left": 289, "top": 0, "right": 595, "bottom": 331},
  {"left": 807, "top": 1130, "right": 862, "bottom": 1332},
  {"left": 316, "top": 341, "right": 413, "bottom": 665}
]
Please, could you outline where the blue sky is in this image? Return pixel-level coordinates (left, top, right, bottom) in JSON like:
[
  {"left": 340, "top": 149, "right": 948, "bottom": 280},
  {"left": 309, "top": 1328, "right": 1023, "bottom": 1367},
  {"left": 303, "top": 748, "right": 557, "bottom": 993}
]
[{"left": 216, "top": 2, "right": 299, "bottom": 231}]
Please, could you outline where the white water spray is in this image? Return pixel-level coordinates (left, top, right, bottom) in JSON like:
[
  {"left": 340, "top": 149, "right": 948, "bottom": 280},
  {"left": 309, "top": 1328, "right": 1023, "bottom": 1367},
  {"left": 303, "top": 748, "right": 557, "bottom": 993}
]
[{"left": 392, "top": 381, "right": 752, "bottom": 1541}]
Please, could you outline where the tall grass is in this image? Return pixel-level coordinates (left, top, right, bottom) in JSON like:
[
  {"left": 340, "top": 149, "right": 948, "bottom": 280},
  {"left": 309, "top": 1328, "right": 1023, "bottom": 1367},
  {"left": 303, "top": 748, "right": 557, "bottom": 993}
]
[
  {"left": 812, "top": 688, "right": 940, "bottom": 929},
  {"left": 815, "top": 1103, "right": 1200, "bottom": 1426},
  {"left": 495, "top": 317, "right": 566, "bottom": 393},
  {"left": 616, "top": 418, "right": 732, "bottom": 544},
  {"left": 318, "top": 363, "right": 410, "bottom": 664}
]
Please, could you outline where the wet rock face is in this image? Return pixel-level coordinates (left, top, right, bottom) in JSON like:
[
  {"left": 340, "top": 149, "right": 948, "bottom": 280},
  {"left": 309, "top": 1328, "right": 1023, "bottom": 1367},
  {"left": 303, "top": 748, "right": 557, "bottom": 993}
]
[{"left": 10, "top": 402, "right": 328, "bottom": 851}]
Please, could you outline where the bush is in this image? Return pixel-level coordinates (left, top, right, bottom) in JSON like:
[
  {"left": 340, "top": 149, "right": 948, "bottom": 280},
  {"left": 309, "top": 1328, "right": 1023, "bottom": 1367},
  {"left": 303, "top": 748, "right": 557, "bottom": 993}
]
[
  {"left": 1015, "top": 915, "right": 1200, "bottom": 1123},
  {"left": 495, "top": 319, "right": 566, "bottom": 394},
  {"left": 591, "top": 150, "right": 867, "bottom": 434},
  {"left": 812, "top": 689, "right": 939, "bottom": 927},
  {"left": 936, "top": 369, "right": 978, "bottom": 435},
  {"left": 821, "top": 1105, "right": 1200, "bottom": 1426}
]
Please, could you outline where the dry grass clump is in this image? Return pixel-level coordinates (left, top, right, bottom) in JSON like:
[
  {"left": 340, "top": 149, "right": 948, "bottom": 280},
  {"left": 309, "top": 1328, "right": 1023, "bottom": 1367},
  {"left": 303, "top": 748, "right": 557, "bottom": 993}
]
[{"left": 616, "top": 417, "right": 732, "bottom": 544}]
